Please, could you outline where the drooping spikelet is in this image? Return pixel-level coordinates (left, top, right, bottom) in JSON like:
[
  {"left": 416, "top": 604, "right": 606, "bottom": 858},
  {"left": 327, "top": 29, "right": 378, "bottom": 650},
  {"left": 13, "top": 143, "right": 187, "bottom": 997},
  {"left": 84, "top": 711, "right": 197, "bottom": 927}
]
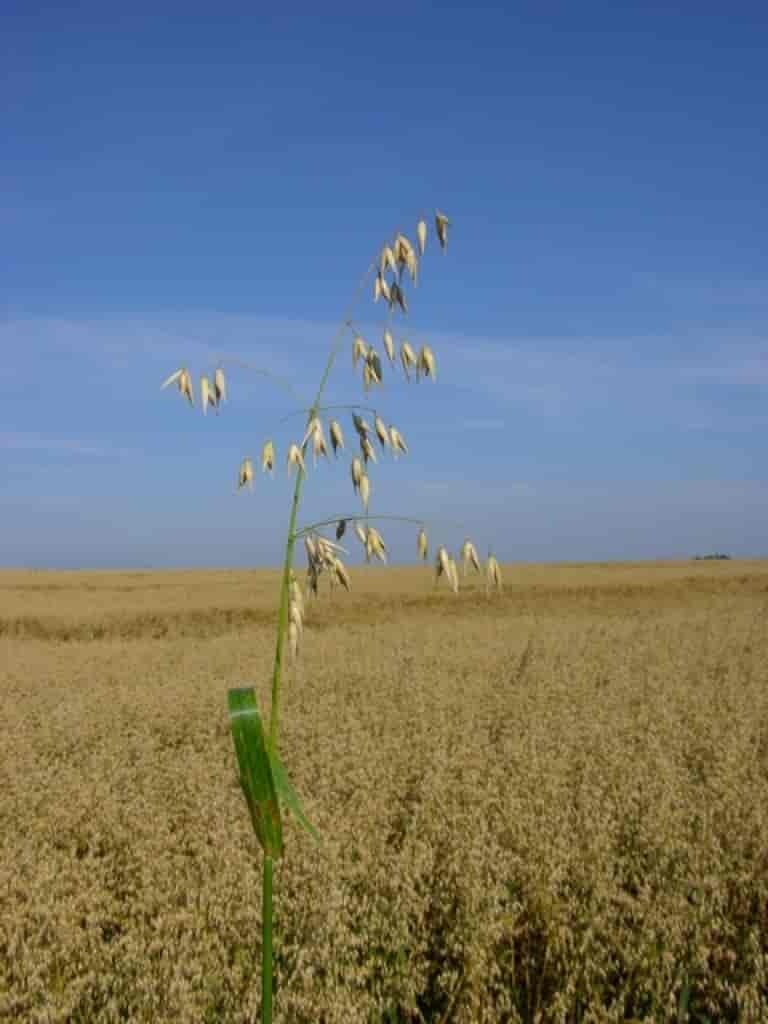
[
  {"left": 435, "top": 544, "right": 450, "bottom": 583},
  {"left": 329, "top": 419, "right": 345, "bottom": 455},
  {"left": 287, "top": 443, "right": 306, "bottom": 476},
  {"left": 374, "top": 414, "right": 389, "bottom": 449},
  {"left": 447, "top": 557, "right": 459, "bottom": 594},
  {"left": 417, "top": 344, "right": 437, "bottom": 381},
  {"left": 435, "top": 209, "right": 450, "bottom": 250},
  {"left": 417, "top": 526, "right": 428, "bottom": 561},
  {"left": 333, "top": 557, "right": 351, "bottom": 592},
  {"left": 238, "top": 456, "right": 255, "bottom": 491},
  {"left": 389, "top": 425, "right": 408, "bottom": 458},
  {"left": 359, "top": 472, "right": 370, "bottom": 509},
  {"left": 311, "top": 420, "right": 329, "bottom": 465},
  {"left": 214, "top": 366, "right": 227, "bottom": 405},
  {"left": 352, "top": 335, "right": 368, "bottom": 369},
  {"left": 288, "top": 619, "right": 300, "bottom": 660},
  {"left": 200, "top": 374, "right": 216, "bottom": 415},
  {"left": 353, "top": 414, "right": 371, "bottom": 440},
  {"left": 365, "top": 526, "right": 387, "bottom": 564},
  {"left": 336, "top": 519, "right": 346, "bottom": 540},
  {"left": 380, "top": 244, "right": 397, "bottom": 277},
  {"left": 383, "top": 330, "right": 396, "bottom": 367},
  {"left": 350, "top": 456, "right": 364, "bottom": 492},
  {"left": 261, "top": 440, "right": 275, "bottom": 474},
  {"left": 416, "top": 218, "right": 427, "bottom": 256},
  {"left": 400, "top": 341, "right": 417, "bottom": 380},
  {"left": 486, "top": 554, "right": 503, "bottom": 593},
  {"left": 461, "top": 538, "right": 481, "bottom": 576},
  {"left": 354, "top": 522, "right": 367, "bottom": 546},
  {"left": 360, "top": 435, "right": 377, "bottom": 465},
  {"left": 161, "top": 367, "right": 194, "bottom": 405},
  {"left": 366, "top": 348, "right": 383, "bottom": 386}
]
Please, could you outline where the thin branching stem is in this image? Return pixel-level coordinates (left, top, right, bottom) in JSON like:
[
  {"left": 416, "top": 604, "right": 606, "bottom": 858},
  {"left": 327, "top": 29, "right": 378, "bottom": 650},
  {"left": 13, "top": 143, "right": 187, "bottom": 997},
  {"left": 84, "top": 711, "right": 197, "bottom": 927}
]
[{"left": 294, "top": 513, "right": 467, "bottom": 538}]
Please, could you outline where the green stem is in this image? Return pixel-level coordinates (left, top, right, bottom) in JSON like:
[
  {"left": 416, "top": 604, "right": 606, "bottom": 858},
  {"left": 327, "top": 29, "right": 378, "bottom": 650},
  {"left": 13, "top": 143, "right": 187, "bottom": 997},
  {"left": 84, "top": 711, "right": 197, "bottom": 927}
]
[
  {"left": 267, "top": 263, "right": 375, "bottom": 757},
  {"left": 261, "top": 856, "right": 273, "bottom": 1024}
]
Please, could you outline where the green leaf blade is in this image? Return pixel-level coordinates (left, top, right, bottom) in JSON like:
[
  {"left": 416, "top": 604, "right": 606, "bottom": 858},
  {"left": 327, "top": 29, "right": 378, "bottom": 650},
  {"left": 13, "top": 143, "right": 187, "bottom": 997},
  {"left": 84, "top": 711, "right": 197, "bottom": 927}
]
[{"left": 228, "top": 687, "right": 283, "bottom": 859}]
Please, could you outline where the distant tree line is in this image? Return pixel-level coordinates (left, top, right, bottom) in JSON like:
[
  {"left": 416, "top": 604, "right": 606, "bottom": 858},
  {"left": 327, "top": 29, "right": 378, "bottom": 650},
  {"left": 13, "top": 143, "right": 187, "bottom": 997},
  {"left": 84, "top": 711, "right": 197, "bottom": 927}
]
[{"left": 693, "top": 553, "right": 731, "bottom": 560}]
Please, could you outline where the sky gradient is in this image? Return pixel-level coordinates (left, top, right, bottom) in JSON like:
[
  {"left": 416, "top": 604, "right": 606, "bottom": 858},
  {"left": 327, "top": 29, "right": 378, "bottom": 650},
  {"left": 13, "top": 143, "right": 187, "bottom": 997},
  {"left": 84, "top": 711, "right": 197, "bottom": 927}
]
[{"left": 3, "top": 2, "right": 767, "bottom": 567}]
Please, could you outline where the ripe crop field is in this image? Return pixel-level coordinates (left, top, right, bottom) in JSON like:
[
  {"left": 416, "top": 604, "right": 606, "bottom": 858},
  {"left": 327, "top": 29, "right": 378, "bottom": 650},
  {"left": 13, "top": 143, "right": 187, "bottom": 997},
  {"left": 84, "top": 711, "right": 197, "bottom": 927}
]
[{"left": 2, "top": 560, "right": 768, "bottom": 1023}]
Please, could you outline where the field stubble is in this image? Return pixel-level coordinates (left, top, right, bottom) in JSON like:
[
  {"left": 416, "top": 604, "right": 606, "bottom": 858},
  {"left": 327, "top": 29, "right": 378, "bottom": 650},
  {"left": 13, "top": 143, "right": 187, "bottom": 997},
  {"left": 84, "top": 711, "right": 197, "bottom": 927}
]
[{"left": 1, "top": 560, "right": 768, "bottom": 1022}]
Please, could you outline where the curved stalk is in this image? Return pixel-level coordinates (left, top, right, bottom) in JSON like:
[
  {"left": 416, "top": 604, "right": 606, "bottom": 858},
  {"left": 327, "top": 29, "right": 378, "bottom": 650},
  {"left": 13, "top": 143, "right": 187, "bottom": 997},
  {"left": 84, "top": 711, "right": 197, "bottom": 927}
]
[{"left": 294, "top": 513, "right": 468, "bottom": 539}]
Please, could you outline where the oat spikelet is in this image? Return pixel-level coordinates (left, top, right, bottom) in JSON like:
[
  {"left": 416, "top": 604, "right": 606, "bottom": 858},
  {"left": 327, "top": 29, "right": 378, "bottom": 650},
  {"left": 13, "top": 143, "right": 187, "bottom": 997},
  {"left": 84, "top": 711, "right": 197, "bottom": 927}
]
[
  {"left": 435, "top": 209, "right": 450, "bottom": 250},
  {"left": 380, "top": 244, "right": 397, "bottom": 276},
  {"left": 400, "top": 341, "right": 417, "bottom": 380},
  {"left": 336, "top": 519, "right": 346, "bottom": 540},
  {"left": 374, "top": 272, "right": 391, "bottom": 304},
  {"left": 374, "top": 414, "right": 389, "bottom": 448},
  {"left": 162, "top": 367, "right": 194, "bottom": 405},
  {"left": 350, "top": 456, "right": 364, "bottom": 492},
  {"left": 354, "top": 522, "right": 367, "bottom": 546},
  {"left": 304, "top": 535, "right": 317, "bottom": 566},
  {"left": 383, "top": 329, "right": 395, "bottom": 365},
  {"left": 311, "top": 419, "right": 329, "bottom": 465},
  {"left": 329, "top": 419, "right": 345, "bottom": 455},
  {"left": 353, "top": 414, "right": 371, "bottom": 440},
  {"left": 417, "top": 218, "right": 427, "bottom": 256},
  {"left": 447, "top": 557, "right": 459, "bottom": 593},
  {"left": 359, "top": 472, "right": 370, "bottom": 509},
  {"left": 417, "top": 526, "right": 428, "bottom": 561},
  {"left": 362, "top": 363, "right": 373, "bottom": 392},
  {"left": 200, "top": 374, "right": 217, "bottom": 415},
  {"left": 461, "top": 538, "right": 481, "bottom": 576},
  {"left": 287, "top": 443, "right": 306, "bottom": 476},
  {"left": 333, "top": 557, "right": 351, "bottom": 592},
  {"left": 288, "top": 619, "right": 300, "bottom": 660},
  {"left": 352, "top": 335, "right": 368, "bottom": 369},
  {"left": 238, "top": 456, "right": 254, "bottom": 491},
  {"left": 261, "top": 439, "right": 275, "bottom": 474},
  {"left": 435, "top": 544, "right": 450, "bottom": 582},
  {"left": 360, "top": 435, "right": 377, "bottom": 465},
  {"left": 389, "top": 425, "right": 408, "bottom": 458},
  {"left": 214, "top": 366, "right": 226, "bottom": 405},
  {"left": 367, "top": 348, "right": 383, "bottom": 386},
  {"left": 417, "top": 344, "right": 437, "bottom": 381},
  {"left": 486, "top": 554, "right": 503, "bottom": 593},
  {"left": 366, "top": 526, "right": 387, "bottom": 564}
]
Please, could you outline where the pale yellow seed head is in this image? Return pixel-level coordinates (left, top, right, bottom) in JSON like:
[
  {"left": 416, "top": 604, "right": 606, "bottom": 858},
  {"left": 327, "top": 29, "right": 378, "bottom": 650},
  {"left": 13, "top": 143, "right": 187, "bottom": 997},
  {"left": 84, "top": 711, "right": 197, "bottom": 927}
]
[
  {"left": 287, "top": 443, "right": 306, "bottom": 476},
  {"left": 352, "top": 335, "right": 368, "bottom": 368},
  {"left": 447, "top": 558, "right": 459, "bottom": 593},
  {"left": 355, "top": 522, "right": 367, "bottom": 546},
  {"left": 389, "top": 425, "right": 408, "bottom": 457},
  {"left": 400, "top": 341, "right": 417, "bottom": 380},
  {"left": 329, "top": 419, "right": 344, "bottom": 455},
  {"left": 417, "top": 218, "right": 427, "bottom": 256},
  {"left": 373, "top": 274, "right": 382, "bottom": 303},
  {"left": 304, "top": 535, "right": 317, "bottom": 565},
  {"left": 417, "top": 526, "right": 428, "bottom": 561},
  {"left": 289, "top": 600, "right": 303, "bottom": 634},
  {"left": 311, "top": 420, "right": 328, "bottom": 465},
  {"left": 161, "top": 367, "right": 185, "bottom": 391},
  {"left": 461, "top": 539, "right": 481, "bottom": 575},
  {"left": 334, "top": 558, "right": 351, "bottom": 592},
  {"left": 383, "top": 329, "right": 395, "bottom": 365},
  {"left": 417, "top": 344, "right": 437, "bottom": 381},
  {"left": 288, "top": 620, "right": 300, "bottom": 660},
  {"left": 179, "top": 368, "right": 194, "bottom": 405},
  {"left": 200, "top": 374, "right": 214, "bottom": 414},
  {"left": 374, "top": 414, "right": 389, "bottom": 448},
  {"left": 359, "top": 472, "right": 370, "bottom": 509},
  {"left": 360, "top": 436, "right": 377, "bottom": 465},
  {"left": 214, "top": 366, "right": 226, "bottom": 404},
  {"left": 350, "top": 456, "right": 364, "bottom": 490},
  {"left": 261, "top": 439, "right": 275, "bottom": 473},
  {"left": 238, "top": 456, "right": 254, "bottom": 491},
  {"left": 391, "top": 282, "right": 408, "bottom": 314},
  {"left": 486, "top": 555, "right": 503, "bottom": 592},
  {"left": 381, "top": 244, "right": 397, "bottom": 276}
]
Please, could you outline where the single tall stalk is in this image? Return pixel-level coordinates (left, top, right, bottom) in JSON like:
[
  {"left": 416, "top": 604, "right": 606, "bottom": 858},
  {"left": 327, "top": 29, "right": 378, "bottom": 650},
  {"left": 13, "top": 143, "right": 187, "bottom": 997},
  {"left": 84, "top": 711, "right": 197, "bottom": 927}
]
[{"left": 261, "top": 272, "right": 372, "bottom": 1024}]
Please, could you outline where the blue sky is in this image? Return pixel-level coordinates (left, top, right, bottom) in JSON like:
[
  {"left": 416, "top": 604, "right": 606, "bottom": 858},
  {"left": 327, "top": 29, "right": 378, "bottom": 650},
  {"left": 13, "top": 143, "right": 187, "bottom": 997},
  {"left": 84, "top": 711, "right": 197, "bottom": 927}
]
[{"left": 2, "top": 2, "right": 767, "bottom": 567}]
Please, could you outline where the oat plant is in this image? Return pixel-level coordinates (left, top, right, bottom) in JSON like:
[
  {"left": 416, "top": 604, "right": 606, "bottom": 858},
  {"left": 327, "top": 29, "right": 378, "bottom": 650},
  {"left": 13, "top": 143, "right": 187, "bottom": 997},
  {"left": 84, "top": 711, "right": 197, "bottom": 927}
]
[{"left": 160, "top": 210, "right": 498, "bottom": 1021}]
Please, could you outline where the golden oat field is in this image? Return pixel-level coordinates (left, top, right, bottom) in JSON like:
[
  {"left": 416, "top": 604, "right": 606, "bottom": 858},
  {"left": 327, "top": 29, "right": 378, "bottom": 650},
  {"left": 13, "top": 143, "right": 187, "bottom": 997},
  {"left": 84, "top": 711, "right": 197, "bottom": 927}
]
[{"left": 2, "top": 559, "right": 768, "bottom": 1023}]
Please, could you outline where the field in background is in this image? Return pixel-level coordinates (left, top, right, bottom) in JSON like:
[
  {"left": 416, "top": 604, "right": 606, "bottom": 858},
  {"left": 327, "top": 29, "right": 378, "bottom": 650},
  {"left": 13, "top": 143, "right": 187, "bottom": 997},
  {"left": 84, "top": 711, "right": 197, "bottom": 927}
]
[{"left": 2, "top": 560, "right": 768, "bottom": 1022}]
